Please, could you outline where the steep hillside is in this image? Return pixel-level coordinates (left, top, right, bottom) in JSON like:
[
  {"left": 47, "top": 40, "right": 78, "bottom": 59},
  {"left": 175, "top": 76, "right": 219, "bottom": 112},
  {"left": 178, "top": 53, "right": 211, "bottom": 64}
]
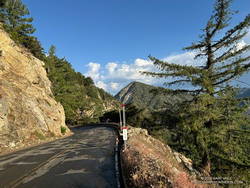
[
  {"left": 237, "top": 88, "right": 250, "bottom": 115},
  {"left": 122, "top": 127, "right": 211, "bottom": 188},
  {"left": 114, "top": 81, "right": 189, "bottom": 129},
  {"left": 44, "top": 49, "right": 119, "bottom": 125},
  {"left": 116, "top": 82, "right": 250, "bottom": 185},
  {"left": 0, "top": 26, "right": 70, "bottom": 154},
  {"left": 115, "top": 81, "right": 188, "bottom": 111},
  {"left": 115, "top": 82, "right": 250, "bottom": 119}
]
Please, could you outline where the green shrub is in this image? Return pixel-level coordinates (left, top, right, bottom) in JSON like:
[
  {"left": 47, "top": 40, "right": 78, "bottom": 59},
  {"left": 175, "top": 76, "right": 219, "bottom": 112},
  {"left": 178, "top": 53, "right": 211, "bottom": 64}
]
[
  {"left": 34, "top": 130, "right": 45, "bottom": 140},
  {"left": 60, "top": 126, "right": 67, "bottom": 134}
]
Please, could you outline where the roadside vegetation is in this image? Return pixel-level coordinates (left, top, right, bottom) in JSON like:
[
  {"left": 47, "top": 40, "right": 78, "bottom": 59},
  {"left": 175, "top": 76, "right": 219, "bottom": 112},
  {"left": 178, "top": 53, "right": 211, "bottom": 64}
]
[
  {"left": 60, "top": 126, "right": 67, "bottom": 135},
  {"left": 141, "top": 0, "right": 250, "bottom": 184},
  {"left": 0, "top": 0, "right": 44, "bottom": 59},
  {"left": 104, "top": 0, "right": 250, "bottom": 186},
  {"left": 44, "top": 45, "right": 117, "bottom": 125}
]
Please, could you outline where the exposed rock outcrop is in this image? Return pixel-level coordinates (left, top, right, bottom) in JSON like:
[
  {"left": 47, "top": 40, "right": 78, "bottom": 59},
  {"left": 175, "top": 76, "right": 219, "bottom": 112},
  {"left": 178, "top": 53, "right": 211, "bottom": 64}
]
[
  {"left": 0, "top": 26, "right": 71, "bottom": 154},
  {"left": 115, "top": 81, "right": 190, "bottom": 111},
  {"left": 122, "top": 127, "right": 216, "bottom": 188}
]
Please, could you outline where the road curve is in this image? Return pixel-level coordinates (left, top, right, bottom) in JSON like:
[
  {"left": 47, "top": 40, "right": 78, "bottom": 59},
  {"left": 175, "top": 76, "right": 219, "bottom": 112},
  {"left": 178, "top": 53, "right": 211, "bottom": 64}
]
[{"left": 0, "top": 125, "right": 119, "bottom": 188}]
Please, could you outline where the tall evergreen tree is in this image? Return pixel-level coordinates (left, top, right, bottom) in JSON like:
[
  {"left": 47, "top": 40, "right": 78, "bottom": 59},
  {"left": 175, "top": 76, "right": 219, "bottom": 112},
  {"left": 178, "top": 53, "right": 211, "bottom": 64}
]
[
  {"left": 143, "top": 0, "right": 250, "bottom": 175},
  {"left": 0, "top": 0, "right": 44, "bottom": 59},
  {"left": 0, "top": 0, "right": 35, "bottom": 35},
  {"left": 48, "top": 45, "right": 56, "bottom": 57}
]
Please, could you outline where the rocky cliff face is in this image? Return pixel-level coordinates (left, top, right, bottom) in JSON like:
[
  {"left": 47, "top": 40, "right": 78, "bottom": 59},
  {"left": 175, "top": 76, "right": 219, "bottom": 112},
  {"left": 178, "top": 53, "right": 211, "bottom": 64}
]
[
  {"left": 78, "top": 97, "right": 119, "bottom": 120},
  {"left": 0, "top": 26, "right": 70, "bottom": 154},
  {"left": 115, "top": 81, "right": 189, "bottom": 111}
]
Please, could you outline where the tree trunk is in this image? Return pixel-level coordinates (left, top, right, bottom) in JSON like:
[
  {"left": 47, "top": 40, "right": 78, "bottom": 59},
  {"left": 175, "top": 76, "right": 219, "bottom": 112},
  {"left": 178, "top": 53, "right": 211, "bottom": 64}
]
[
  {"left": 194, "top": 130, "right": 211, "bottom": 175},
  {"left": 201, "top": 149, "right": 211, "bottom": 175}
]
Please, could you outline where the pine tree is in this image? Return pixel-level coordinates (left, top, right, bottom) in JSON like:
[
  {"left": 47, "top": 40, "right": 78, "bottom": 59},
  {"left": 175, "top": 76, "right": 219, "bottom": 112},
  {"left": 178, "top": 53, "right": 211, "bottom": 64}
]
[
  {"left": 143, "top": 0, "right": 250, "bottom": 175},
  {"left": 48, "top": 45, "right": 56, "bottom": 57},
  {"left": 1, "top": 0, "right": 35, "bottom": 35},
  {"left": 0, "top": 0, "right": 44, "bottom": 59}
]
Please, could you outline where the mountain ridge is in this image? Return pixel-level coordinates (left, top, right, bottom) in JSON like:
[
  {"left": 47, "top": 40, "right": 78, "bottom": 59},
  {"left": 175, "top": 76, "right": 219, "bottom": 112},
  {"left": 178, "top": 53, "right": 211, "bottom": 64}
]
[
  {"left": 115, "top": 81, "right": 189, "bottom": 111},
  {"left": 116, "top": 81, "right": 250, "bottom": 108}
]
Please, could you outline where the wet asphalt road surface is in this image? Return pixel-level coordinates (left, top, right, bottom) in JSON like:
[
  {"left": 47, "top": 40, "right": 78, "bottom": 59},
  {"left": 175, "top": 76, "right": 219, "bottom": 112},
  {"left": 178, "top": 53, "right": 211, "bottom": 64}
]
[{"left": 0, "top": 126, "right": 118, "bottom": 188}]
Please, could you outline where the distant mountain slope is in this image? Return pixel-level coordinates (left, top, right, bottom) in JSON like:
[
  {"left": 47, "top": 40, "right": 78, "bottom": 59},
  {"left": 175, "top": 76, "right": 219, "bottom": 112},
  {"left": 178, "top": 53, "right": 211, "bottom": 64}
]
[
  {"left": 116, "top": 82, "right": 250, "bottom": 110},
  {"left": 115, "top": 82, "right": 250, "bottom": 127},
  {"left": 237, "top": 88, "right": 250, "bottom": 98},
  {"left": 115, "top": 81, "right": 187, "bottom": 111},
  {"left": 238, "top": 88, "right": 250, "bottom": 115}
]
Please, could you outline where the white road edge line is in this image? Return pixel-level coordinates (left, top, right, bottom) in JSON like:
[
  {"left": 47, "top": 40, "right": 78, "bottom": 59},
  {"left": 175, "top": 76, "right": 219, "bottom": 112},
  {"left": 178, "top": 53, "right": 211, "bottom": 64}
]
[{"left": 115, "top": 137, "right": 121, "bottom": 188}]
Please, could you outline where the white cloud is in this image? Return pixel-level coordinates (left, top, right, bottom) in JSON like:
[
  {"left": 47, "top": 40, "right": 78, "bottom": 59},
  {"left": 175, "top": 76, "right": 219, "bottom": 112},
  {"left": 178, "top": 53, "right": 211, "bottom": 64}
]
[
  {"left": 105, "top": 62, "right": 156, "bottom": 83},
  {"left": 110, "top": 82, "right": 119, "bottom": 90},
  {"left": 106, "top": 62, "right": 118, "bottom": 73},
  {"left": 86, "top": 62, "right": 101, "bottom": 80},
  {"left": 85, "top": 58, "right": 159, "bottom": 94},
  {"left": 134, "top": 58, "right": 152, "bottom": 67},
  {"left": 236, "top": 40, "right": 247, "bottom": 51},
  {"left": 96, "top": 81, "right": 107, "bottom": 90},
  {"left": 84, "top": 52, "right": 201, "bottom": 94},
  {"left": 245, "top": 29, "right": 250, "bottom": 43},
  {"left": 163, "top": 52, "right": 197, "bottom": 66},
  {"left": 84, "top": 30, "right": 250, "bottom": 95}
]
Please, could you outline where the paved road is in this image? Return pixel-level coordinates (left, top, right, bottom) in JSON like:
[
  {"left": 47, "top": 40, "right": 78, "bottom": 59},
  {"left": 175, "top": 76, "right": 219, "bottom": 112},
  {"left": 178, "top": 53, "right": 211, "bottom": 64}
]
[{"left": 0, "top": 126, "right": 119, "bottom": 188}]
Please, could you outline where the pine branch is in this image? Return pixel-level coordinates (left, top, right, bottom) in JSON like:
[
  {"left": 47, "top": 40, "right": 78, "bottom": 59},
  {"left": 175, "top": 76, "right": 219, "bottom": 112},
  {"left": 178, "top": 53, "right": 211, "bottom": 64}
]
[
  {"left": 213, "top": 31, "right": 247, "bottom": 53},
  {"left": 212, "top": 69, "right": 234, "bottom": 81},
  {"left": 219, "top": 55, "right": 250, "bottom": 70},
  {"left": 214, "top": 45, "right": 250, "bottom": 63},
  {"left": 194, "top": 52, "right": 206, "bottom": 59},
  {"left": 243, "top": 62, "right": 250, "bottom": 70},
  {"left": 213, "top": 64, "right": 249, "bottom": 86},
  {"left": 212, "top": 14, "right": 250, "bottom": 49},
  {"left": 209, "top": 0, "right": 230, "bottom": 37},
  {"left": 149, "top": 56, "right": 202, "bottom": 75},
  {"left": 184, "top": 42, "right": 206, "bottom": 51},
  {"left": 166, "top": 79, "right": 191, "bottom": 86},
  {"left": 164, "top": 88, "right": 203, "bottom": 94},
  {"left": 214, "top": 72, "right": 240, "bottom": 86},
  {"left": 141, "top": 71, "right": 171, "bottom": 78}
]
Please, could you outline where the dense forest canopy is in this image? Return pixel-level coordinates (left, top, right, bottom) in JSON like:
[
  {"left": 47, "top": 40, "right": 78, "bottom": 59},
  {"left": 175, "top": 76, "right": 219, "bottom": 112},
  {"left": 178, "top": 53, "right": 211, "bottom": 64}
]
[{"left": 45, "top": 45, "right": 118, "bottom": 124}]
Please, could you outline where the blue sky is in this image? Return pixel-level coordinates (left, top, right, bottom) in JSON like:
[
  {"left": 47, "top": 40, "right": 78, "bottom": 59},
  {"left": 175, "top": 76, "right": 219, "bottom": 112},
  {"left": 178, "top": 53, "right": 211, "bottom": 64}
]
[{"left": 23, "top": 0, "right": 250, "bottom": 94}]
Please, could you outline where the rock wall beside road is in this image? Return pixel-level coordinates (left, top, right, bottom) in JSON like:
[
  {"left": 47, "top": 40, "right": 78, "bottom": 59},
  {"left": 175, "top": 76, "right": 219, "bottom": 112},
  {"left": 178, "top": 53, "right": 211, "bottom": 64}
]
[{"left": 0, "top": 26, "right": 71, "bottom": 154}]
